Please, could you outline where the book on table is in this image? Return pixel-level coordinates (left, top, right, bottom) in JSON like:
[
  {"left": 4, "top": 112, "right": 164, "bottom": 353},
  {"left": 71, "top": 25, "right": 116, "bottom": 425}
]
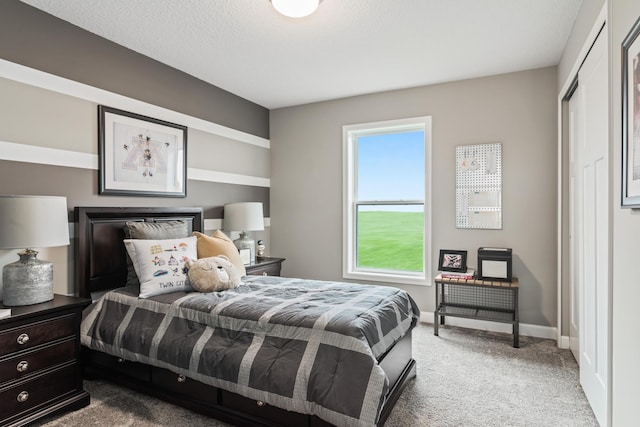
[{"left": 440, "top": 269, "right": 475, "bottom": 279}]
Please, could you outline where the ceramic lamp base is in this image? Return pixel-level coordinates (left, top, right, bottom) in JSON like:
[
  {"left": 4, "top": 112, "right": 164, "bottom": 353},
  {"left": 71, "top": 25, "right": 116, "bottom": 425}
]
[
  {"left": 233, "top": 232, "right": 255, "bottom": 264},
  {"left": 2, "top": 249, "right": 54, "bottom": 306}
]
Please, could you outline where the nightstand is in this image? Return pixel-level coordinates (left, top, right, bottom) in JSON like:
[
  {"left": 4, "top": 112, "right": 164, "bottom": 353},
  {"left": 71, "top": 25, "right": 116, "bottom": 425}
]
[
  {"left": 245, "top": 257, "right": 285, "bottom": 276},
  {"left": 0, "top": 295, "right": 91, "bottom": 426}
]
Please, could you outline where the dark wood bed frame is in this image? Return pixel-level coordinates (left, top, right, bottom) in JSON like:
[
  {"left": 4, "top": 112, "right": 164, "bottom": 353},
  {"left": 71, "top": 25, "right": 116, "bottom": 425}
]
[{"left": 74, "top": 206, "right": 416, "bottom": 427}]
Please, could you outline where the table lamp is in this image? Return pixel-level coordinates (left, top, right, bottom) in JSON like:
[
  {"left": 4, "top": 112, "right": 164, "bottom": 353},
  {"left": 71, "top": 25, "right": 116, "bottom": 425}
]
[
  {"left": 0, "top": 196, "right": 70, "bottom": 306},
  {"left": 223, "top": 202, "right": 264, "bottom": 264}
]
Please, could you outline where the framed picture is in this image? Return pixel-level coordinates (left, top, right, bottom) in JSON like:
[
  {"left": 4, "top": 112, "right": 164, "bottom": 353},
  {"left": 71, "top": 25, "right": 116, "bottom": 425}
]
[
  {"left": 438, "top": 249, "right": 468, "bottom": 272},
  {"left": 98, "top": 105, "right": 188, "bottom": 197},
  {"left": 622, "top": 16, "right": 640, "bottom": 208}
]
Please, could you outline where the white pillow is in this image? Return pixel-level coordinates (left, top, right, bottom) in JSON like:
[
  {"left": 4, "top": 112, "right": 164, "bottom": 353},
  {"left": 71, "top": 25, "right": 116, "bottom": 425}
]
[{"left": 124, "top": 236, "right": 197, "bottom": 298}]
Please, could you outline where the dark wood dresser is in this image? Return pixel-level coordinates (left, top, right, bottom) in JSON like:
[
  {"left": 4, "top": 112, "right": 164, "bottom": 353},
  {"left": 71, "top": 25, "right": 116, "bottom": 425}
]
[
  {"left": 0, "top": 295, "right": 91, "bottom": 426},
  {"left": 245, "top": 257, "right": 285, "bottom": 276}
]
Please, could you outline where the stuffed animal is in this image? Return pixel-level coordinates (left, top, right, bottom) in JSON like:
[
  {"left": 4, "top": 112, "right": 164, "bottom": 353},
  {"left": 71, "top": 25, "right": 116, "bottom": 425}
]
[{"left": 185, "top": 255, "right": 242, "bottom": 292}]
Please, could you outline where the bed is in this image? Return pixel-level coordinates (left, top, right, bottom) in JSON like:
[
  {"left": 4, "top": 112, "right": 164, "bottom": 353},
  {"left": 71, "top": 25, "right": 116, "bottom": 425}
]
[{"left": 75, "top": 206, "right": 418, "bottom": 427}]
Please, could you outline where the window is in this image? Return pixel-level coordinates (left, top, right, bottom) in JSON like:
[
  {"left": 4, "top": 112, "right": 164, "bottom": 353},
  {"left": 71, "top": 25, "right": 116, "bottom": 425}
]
[{"left": 343, "top": 117, "right": 431, "bottom": 286}]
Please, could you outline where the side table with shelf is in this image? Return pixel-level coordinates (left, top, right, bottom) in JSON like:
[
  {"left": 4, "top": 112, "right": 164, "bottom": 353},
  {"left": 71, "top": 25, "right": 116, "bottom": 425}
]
[
  {"left": 434, "top": 275, "right": 519, "bottom": 347},
  {"left": 245, "top": 257, "right": 285, "bottom": 277},
  {"left": 0, "top": 294, "right": 91, "bottom": 426}
]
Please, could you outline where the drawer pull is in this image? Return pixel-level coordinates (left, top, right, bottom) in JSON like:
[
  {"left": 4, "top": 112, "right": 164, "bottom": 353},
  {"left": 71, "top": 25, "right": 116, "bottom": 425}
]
[
  {"left": 117, "top": 358, "right": 125, "bottom": 363},
  {"left": 17, "top": 333, "right": 29, "bottom": 345},
  {"left": 17, "top": 391, "right": 29, "bottom": 403},
  {"left": 262, "top": 272, "right": 268, "bottom": 276},
  {"left": 177, "top": 374, "right": 186, "bottom": 383},
  {"left": 256, "top": 400, "right": 266, "bottom": 407},
  {"left": 16, "top": 361, "right": 29, "bottom": 372}
]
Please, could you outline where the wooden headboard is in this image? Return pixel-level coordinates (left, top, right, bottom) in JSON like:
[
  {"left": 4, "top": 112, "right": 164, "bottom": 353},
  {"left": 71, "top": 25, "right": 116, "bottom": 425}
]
[{"left": 74, "top": 207, "right": 204, "bottom": 298}]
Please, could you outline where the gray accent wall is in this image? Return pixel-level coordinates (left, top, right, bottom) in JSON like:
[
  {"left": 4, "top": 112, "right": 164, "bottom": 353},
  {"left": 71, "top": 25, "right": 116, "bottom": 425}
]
[
  {"left": 0, "top": 161, "right": 270, "bottom": 219},
  {"left": 0, "top": 1, "right": 271, "bottom": 298},
  {"left": 0, "top": 0, "right": 269, "bottom": 138},
  {"left": 270, "top": 67, "right": 558, "bottom": 327}
]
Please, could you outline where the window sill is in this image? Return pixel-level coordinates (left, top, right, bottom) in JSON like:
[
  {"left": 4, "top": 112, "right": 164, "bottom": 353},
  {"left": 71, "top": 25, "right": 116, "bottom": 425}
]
[{"left": 343, "top": 270, "right": 430, "bottom": 286}]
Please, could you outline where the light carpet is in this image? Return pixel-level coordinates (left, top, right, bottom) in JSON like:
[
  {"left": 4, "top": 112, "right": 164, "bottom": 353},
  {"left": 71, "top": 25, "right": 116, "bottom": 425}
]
[{"left": 34, "top": 323, "right": 597, "bottom": 426}]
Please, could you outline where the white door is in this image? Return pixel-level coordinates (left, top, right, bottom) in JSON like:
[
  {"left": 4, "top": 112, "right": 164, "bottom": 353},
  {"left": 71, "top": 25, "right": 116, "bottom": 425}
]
[
  {"left": 568, "top": 87, "right": 580, "bottom": 363},
  {"left": 573, "top": 29, "right": 609, "bottom": 426}
]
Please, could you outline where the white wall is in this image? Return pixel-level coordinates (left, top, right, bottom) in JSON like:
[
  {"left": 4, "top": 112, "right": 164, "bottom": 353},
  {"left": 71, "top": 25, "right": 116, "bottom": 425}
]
[
  {"left": 270, "top": 67, "right": 558, "bottom": 327},
  {"left": 610, "top": 0, "right": 640, "bottom": 424}
]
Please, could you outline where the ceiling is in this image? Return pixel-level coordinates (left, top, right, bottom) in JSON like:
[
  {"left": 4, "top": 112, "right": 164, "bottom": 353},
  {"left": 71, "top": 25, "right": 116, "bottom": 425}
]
[{"left": 21, "top": 0, "right": 582, "bottom": 110}]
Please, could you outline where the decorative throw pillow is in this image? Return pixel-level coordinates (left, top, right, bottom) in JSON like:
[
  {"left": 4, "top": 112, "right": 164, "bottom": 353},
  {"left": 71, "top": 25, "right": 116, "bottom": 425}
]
[
  {"left": 193, "top": 230, "right": 247, "bottom": 277},
  {"left": 124, "top": 236, "right": 197, "bottom": 298},
  {"left": 123, "top": 221, "right": 189, "bottom": 287}
]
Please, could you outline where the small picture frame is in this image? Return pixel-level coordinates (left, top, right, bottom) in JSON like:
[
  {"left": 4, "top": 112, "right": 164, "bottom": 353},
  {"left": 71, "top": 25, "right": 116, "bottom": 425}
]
[
  {"left": 238, "top": 248, "right": 251, "bottom": 265},
  {"left": 438, "top": 250, "right": 468, "bottom": 272}
]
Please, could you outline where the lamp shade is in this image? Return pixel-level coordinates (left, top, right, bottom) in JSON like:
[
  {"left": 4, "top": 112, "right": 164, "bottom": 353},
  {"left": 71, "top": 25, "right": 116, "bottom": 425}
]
[
  {"left": 224, "top": 202, "right": 264, "bottom": 232},
  {"left": 272, "top": 0, "right": 319, "bottom": 18},
  {"left": 0, "top": 196, "right": 69, "bottom": 249}
]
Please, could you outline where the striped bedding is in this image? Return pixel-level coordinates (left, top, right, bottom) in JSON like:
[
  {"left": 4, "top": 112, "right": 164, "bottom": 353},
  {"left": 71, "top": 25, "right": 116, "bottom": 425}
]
[{"left": 81, "top": 275, "right": 419, "bottom": 426}]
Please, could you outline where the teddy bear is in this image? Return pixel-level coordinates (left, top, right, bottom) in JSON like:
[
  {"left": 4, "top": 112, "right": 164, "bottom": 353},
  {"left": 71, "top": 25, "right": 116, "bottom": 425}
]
[{"left": 185, "top": 255, "right": 242, "bottom": 292}]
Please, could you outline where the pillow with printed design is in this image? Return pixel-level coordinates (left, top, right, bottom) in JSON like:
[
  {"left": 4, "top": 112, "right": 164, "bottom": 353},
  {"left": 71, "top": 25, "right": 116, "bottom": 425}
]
[
  {"left": 123, "top": 220, "right": 190, "bottom": 287},
  {"left": 124, "top": 236, "right": 197, "bottom": 298}
]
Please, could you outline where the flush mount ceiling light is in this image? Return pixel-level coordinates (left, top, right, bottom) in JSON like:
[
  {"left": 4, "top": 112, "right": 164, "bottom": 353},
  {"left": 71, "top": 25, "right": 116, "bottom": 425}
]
[{"left": 271, "top": 0, "right": 320, "bottom": 18}]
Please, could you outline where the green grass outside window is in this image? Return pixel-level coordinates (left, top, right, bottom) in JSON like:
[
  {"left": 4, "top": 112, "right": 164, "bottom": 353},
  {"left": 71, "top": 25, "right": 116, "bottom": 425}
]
[{"left": 357, "top": 211, "right": 424, "bottom": 272}]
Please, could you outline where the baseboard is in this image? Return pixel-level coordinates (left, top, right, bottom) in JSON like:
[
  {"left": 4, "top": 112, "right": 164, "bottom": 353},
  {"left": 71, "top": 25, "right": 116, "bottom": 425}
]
[
  {"left": 558, "top": 335, "right": 570, "bottom": 349},
  {"left": 419, "top": 311, "right": 557, "bottom": 340}
]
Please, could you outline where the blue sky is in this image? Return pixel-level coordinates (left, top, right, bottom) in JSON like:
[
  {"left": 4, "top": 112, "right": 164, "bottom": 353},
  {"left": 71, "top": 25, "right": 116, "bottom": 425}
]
[{"left": 357, "top": 130, "right": 424, "bottom": 210}]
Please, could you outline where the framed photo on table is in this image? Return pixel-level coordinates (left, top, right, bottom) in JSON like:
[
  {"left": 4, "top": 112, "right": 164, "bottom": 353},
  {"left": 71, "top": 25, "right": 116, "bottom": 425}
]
[
  {"left": 622, "top": 16, "right": 640, "bottom": 208},
  {"left": 438, "top": 250, "right": 468, "bottom": 273},
  {"left": 98, "top": 105, "right": 188, "bottom": 197}
]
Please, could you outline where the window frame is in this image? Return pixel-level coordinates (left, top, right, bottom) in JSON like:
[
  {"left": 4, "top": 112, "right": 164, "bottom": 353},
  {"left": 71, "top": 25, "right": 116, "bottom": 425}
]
[{"left": 342, "top": 116, "right": 432, "bottom": 286}]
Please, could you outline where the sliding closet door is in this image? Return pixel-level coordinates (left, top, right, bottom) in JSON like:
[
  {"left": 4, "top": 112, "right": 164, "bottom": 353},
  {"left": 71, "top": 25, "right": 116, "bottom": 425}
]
[{"left": 572, "top": 28, "right": 609, "bottom": 426}]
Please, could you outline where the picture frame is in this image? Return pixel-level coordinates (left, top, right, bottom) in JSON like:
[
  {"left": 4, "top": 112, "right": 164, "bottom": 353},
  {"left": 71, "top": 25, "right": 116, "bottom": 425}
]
[
  {"left": 438, "top": 249, "right": 468, "bottom": 272},
  {"left": 622, "top": 16, "right": 640, "bottom": 208},
  {"left": 98, "top": 105, "right": 188, "bottom": 197}
]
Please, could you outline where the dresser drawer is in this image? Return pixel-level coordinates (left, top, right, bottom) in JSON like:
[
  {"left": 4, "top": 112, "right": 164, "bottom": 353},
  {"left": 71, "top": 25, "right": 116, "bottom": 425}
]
[
  {"left": 247, "top": 263, "right": 281, "bottom": 276},
  {"left": 151, "top": 367, "right": 219, "bottom": 404},
  {"left": 0, "top": 314, "right": 76, "bottom": 355},
  {"left": 244, "top": 257, "right": 285, "bottom": 277},
  {"left": 88, "top": 351, "right": 151, "bottom": 382},
  {"left": 0, "top": 339, "right": 76, "bottom": 383},
  {"left": 0, "top": 363, "right": 78, "bottom": 420}
]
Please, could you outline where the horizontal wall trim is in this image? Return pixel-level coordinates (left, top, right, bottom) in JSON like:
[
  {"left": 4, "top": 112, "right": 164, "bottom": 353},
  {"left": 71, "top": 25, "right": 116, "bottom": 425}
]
[
  {"left": 0, "top": 140, "right": 97, "bottom": 169},
  {"left": 0, "top": 140, "right": 270, "bottom": 188},
  {"left": 419, "top": 311, "right": 557, "bottom": 341},
  {"left": 188, "top": 168, "right": 270, "bottom": 188},
  {"left": 0, "top": 59, "right": 270, "bottom": 149}
]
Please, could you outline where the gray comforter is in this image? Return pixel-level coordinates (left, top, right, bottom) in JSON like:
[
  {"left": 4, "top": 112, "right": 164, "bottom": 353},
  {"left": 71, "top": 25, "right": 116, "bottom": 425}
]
[{"left": 81, "top": 275, "right": 419, "bottom": 426}]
